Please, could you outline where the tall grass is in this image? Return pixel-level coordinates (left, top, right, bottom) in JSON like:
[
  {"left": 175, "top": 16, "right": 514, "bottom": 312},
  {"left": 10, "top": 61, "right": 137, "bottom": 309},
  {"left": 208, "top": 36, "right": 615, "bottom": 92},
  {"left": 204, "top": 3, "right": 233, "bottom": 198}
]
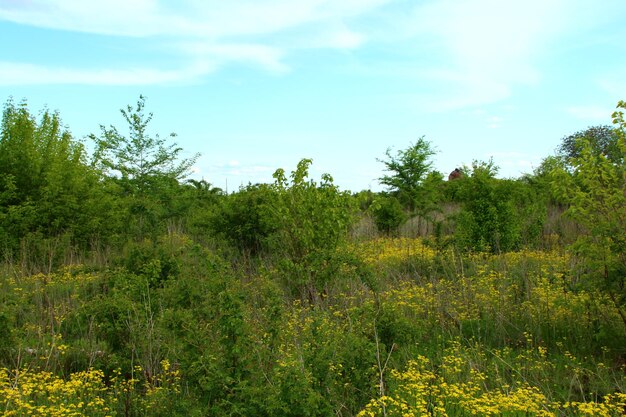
[{"left": 1, "top": 235, "right": 624, "bottom": 416}]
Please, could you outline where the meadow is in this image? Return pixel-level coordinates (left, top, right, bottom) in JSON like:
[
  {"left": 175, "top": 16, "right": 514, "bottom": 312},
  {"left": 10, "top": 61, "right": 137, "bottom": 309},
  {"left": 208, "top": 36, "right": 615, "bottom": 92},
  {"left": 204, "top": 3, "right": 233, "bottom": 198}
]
[
  {"left": 1, "top": 235, "right": 625, "bottom": 416},
  {"left": 1, "top": 98, "right": 625, "bottom": 416}
]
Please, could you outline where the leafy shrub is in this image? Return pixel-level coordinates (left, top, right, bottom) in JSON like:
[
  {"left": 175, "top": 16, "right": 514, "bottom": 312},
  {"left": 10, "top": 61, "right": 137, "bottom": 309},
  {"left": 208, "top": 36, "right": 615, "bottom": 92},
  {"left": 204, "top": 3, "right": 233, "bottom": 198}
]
[
  {"left": 369, "top": 195, "right": 407, "bottom": 236},
  {"left": 270, "top": 159, "right": 359, "bottom": 302},
  {"left": 454, "top": 160, "right": 522, "bottom": 252},
  {"left": 209, "top": 183, "right": 278, "bottom": 255}
]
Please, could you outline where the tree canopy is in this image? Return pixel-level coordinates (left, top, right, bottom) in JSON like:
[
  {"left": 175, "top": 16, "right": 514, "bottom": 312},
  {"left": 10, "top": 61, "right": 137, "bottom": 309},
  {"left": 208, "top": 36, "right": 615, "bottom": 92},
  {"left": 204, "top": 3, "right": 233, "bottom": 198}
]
[
  {"left": 90, "top": 95, "right": 199, "bottom": 195},
  {"left": 377, "top": 137, "right": 437, "bottom": 213},
  {"left": 551, "top": 101, "right": 626, "bottom": 331},
  {"left": 557, "top": 124, "right": 621, "bottom": 165}
]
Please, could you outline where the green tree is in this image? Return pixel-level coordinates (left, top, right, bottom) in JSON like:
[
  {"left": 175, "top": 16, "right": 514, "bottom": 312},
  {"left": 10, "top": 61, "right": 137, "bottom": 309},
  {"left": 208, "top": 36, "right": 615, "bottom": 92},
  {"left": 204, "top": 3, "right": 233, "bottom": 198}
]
[
  {"left": 378, "top": 137, "right": 437, "bottom": 214},
  {"left": 271, "top": 159, "right": 362, "bottom": 302},
  {"left": 210, "top": 183, "right": 278, "bottom": 255},
  {"left": 0, "top": 98, "right": 112, "bottom": 267},
  {"left": 455, "top": 159, "right": 523, "bottom": 253},
  {"left": 369, "top": 194, "right": 407, "bottom": 236},
  {"left": 557, "top": 125, "right": 621, "bottom": 165},
  {"left": 90, "top": 96, "right": 199, "bottom": 239},
  {"left": 378, "top": 138, "right": 444, "bottom": 235},
  {"left": 91, "top": 95, "right": 199, "bottom": 195},
  {"left": 551, "top": 101, "right": 626, "bottom": 331}
]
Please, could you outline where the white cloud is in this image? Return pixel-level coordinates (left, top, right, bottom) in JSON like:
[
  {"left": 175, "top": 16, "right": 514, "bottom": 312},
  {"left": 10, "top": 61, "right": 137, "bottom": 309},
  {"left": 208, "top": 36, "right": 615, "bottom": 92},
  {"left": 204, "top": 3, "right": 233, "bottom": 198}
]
[
  {"left": 178, "top": 43, "right": 289, "bottom": 73},
  {"left": 306, "top": 24, "right": 365, "bottom": 49},
  {"left": 486, "top": 151, "right": 540, "bottom": 175},
  {"left": 486, "top": 115, "right": 503, "bottom": 129},
  {"left": 0, "top": 0, "right": 387, "bottom": 38},
  {"left": 205, "top": 161, "right": 275, "bottom": 188},
  {"left": 0, "top": 0, "right": 392, "bottom": 85},
  {"left": 567, "top": 105, "right": 613, "bottom": 122},
  {"left": 0, "top": 0, "right": 616, "bottom": 93},
  {"left": 0, "top": 61, "right": 212, "bottom": 86},
  {"left": 406, "top": 0, "right": 570, "bottom": 110},
  {"left": 0, "top": 0, "right": 165, "bottom": 37},
  {"left": 210, "top": 160, "right": 274, "bottom": 175}
]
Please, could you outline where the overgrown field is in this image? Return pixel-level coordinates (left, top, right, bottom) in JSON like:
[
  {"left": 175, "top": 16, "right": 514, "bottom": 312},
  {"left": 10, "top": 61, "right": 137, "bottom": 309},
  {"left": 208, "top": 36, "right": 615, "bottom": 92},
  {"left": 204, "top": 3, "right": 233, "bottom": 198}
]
[
  {"left": 1, "top": 98, "right": 625, "bottom": 415},
  {"left": 1, "top": 237, "right": 624, "bottom": 416}
]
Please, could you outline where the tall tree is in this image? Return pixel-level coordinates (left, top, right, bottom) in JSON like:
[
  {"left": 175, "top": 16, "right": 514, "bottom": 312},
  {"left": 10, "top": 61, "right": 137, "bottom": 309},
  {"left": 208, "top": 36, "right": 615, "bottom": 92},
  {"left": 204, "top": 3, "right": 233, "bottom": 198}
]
[
  {"left": 0, "top": 98, "right": 111, "bottom": 266},
  {"left": 378, "top": 137, "right": 440, "bottom": 231},
  {"left": 557, "top": 125, "right": 621, "bottom": 165},
  {"left": 271, "top": 159, "right": 359, "bottom": 301},
  {"left": 90, "top": 96, "right": 200, "bottom": 239},
  {"left": 378, "top": 137, "right": 436, "bottom": 211},
  {"left": 551, "top": 101, "right": 626, "bottom": 331},
  {"left": 91, "top": 95, "right": 199, "bottom": 196}
]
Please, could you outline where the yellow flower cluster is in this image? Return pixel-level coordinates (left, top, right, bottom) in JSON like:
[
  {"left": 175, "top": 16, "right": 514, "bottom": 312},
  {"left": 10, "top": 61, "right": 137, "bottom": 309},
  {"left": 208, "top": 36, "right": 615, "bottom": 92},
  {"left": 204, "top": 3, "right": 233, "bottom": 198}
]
[
  {"left": 357, "top": 356, "right": 626, "bottom": 417},
  {"left": 0, "top": 367, "right": 111, "bottom": 417},
  {"left": 11, "top": 265, "right": 98, "bottom": 288},
  {"left": 355, "top": 237, "right": 438, "bottom": 266},
  {"left": 564, "top": 393, "right": 626, "bottom": 417},
  {"left": 0, "top": 359, "right": 182, "bottom": 417},
  {"left": 357, "top": 239, "right": 622, "bottom": 341}
]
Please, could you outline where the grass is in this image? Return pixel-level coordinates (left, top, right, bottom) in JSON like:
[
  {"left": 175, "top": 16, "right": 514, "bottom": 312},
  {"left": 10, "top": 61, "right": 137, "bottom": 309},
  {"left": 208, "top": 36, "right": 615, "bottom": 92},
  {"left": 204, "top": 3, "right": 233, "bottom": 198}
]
[{"left": 0, "top": 236, "right": 624, "bottom": 416}]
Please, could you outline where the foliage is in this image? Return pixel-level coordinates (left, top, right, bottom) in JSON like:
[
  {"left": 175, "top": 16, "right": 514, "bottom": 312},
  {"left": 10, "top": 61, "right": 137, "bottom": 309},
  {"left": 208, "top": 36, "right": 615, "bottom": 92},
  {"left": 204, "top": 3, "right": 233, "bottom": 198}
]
[
  {"left": 210, "top": 183, "right": 278, "bottom": 255},
  {"left": 454, "top": 160, "right": 521, "bottom": 252},
  {"left": 89, "top": 96, "right": 199, "bottom": 240},
  {"left": 1, "top": 237, "right": 625, "bottom": 416},
  {"left": 378, "top": 137, "right": 438, "bottom": 214},
  {"left": 451, "top": 159, "right": 547, "bottom": 253},
  {"left": 2, "top": 94, "right": 626, "bottom": 417},
  {"left": 90, "top": 95, "right": 198, "bottom": 194},
  {"left": 551, "top": 101, "right": 626, "bottom": 331},
  {"left": 531, "top": 155, "right": 570, "bottom": 205},
  {"left": 270, "top": 159, "right": 361, "bottom": 301},
  {"left": 0, "top": 98, "right": 114, "bottom": 267},
  {"left": 558, "top": 124, "right": 621, "bottom": 166},
  {"left": 358, "top": 354, "right": 626, "bottom": 417},
  {"left": 1, "top": 363, "right": 185, "bottom": 416},
  {"left": 369, "top": 195, "right": 407, "bottom": 236}
]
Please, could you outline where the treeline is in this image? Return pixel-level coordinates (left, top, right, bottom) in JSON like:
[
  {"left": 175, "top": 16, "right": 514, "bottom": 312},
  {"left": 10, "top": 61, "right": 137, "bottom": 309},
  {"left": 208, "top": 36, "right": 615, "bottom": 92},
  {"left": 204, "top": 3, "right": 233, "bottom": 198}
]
[
  {"left": 0, "top": 96, "right": 577, "bottom": 267},
  {"left": 1, "top": 95, "right": 624, "bottom": 320},
  {"left": 0, "top": 96, "right": 205, "bottom": 270}
]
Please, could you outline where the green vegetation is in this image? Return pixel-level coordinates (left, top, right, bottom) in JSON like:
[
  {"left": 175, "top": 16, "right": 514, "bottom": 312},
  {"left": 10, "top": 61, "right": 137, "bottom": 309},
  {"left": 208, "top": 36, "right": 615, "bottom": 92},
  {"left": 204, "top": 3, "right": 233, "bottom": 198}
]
[{"left": 1, "top": 97, "right": 625, "bottom": 416}]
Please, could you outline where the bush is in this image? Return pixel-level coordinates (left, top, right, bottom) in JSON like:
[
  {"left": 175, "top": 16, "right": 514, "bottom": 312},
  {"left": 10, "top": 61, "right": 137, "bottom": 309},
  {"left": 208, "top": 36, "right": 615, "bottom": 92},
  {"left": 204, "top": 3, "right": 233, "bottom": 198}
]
[
  {"left": 369, "top": 195, "right": 407, "bottom": 236},
  {"left": 209, "top": 183, "right": 278, "bottom": 256},
  {"left": 269, "top": 159, "right": 359, "bottom": 302},
  {"left": 454, "top": 160, "right": 522, "bottom": 252}
]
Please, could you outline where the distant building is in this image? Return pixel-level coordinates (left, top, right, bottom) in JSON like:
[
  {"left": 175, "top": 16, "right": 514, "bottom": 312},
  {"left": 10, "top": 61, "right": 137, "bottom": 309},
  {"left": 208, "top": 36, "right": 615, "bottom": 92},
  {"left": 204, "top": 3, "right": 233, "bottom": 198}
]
[{"left": 448, "top": 168, "right": 463, "bottom": 181}]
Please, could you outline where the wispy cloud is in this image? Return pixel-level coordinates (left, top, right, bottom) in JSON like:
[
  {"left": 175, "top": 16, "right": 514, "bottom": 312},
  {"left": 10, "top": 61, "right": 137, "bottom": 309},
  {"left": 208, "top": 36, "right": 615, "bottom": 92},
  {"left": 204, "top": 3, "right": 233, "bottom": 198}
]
[
  {"left": 209, "top": 160, "right": 275, "bottom": 176},
  {"left": 0, "top": 0, "right": 392, "bottom": 38},
  {"left": 1, "top": 0, "right": 621, "bottom": 97},
  {"left": 486, "top": 116, "right": 503, "bottom": 129},
  {"left": 567, "top": 105, "right": 613, "bottom": 123},
  {"left": 0, "top": 61, "right": 212, "bottom": 86},
  {"left": 487, "top": 151, "right": 540, "bottom": 175},
  {"left": 0, "top": 0, "right": 391, "bottom": 85},
  {"left": 178, "top": 43, "right": 289, "bottom": 74},
  {"left": 405, "top": 0, "right": 569, "bottom": 110},
  {"left": 0, "top": 0, "right": 166, "bottom": 37}
]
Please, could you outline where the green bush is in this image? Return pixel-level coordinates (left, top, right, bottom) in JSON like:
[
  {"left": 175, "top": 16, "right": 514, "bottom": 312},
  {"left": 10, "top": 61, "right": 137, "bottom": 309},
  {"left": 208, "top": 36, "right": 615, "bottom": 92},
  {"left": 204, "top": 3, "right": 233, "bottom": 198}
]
[
  {"left": 210, "top": 183, "right": 278, "bottom": 256},
  {"left": 369, "top": 195, "right": 407, "bottom": 236},
  {"left": 455, "top": 175, "right": 547, "bottom": 251},
  {"left": 270, "top": 159, "right": 359, "bottom": 302}
]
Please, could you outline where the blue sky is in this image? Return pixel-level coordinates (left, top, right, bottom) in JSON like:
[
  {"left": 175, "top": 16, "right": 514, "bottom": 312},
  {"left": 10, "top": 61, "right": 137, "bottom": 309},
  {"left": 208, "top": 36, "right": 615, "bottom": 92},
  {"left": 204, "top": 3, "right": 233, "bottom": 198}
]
[{"left": 1, "top": 0, "right": 625, "bottom": 191}]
